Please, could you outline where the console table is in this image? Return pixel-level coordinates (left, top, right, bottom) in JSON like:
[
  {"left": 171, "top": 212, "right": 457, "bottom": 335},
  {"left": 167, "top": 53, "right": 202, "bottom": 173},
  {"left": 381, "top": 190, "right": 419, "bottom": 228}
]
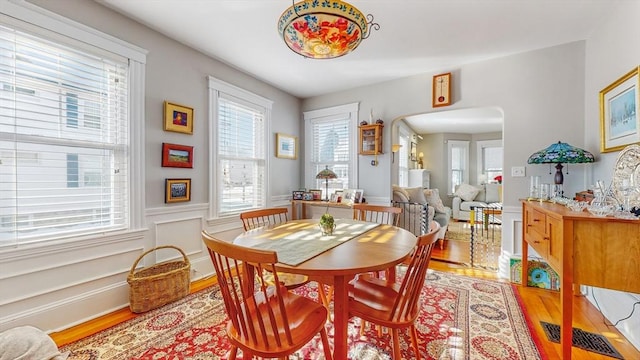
[
  {"left": 521, "top": 200, "right": 640, "bottom": 358},
  {"left": 290, "top": 200, "right": 358, "bottom": 220}
]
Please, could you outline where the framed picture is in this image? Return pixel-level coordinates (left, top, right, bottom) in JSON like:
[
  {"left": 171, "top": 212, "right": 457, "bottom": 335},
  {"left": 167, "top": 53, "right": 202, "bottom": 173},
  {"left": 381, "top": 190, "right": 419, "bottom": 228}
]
[
  {"left": 165, "top": 178, "right": 191, "bottom": 203},
  {"left": 292, "top": 190, "right": 304, "bottom": 200},
  {"left": 164, "top": 101, "right": 194, "bottom": 134},
  {"left": 310, "top": 189, "right": 322, "bottom": 201},
  {"left": 162, "top": 143, "right": 193, "bottom": 168},
  {"left": 276, "top": 133, "right": 297, "bottom": 159},
  {"left": 330, "top": 193, "right": 340, "bottom": 203},
  {"left": 342, "top": 188, "right": 363, "bottom": 205},
  {"left": 302, "top": 192, "right": 314, "bottom": 201},
  {"left": 410, "top": 142, "right": 417, "bottom": 161},
  {"left": 600, "top": 67, "right": 639, "bottom": 153}
]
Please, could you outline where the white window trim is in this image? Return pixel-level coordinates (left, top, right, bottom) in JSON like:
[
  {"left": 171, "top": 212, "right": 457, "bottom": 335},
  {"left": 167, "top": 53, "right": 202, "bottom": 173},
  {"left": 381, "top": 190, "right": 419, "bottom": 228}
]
[
  {"left": 476, "top": 139, "right": 503, "bottom": 184},
  {"left": 447, "top": 140, "right": 469, "bottom": 195},
  {"left": 207, "top": 76, "right": 273, "bottom": 219},
  {"left": 1, "top": 0, "right": 148, "bottom": 242},
  {"left": 303, "top": 102, "right": 359, "bottom": 188}
]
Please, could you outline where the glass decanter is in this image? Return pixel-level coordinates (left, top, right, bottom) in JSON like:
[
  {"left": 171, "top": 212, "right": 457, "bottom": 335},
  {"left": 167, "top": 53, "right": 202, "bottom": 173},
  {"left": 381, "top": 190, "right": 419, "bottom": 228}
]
[{"left": 587, "top": 180, "right": 618, "bottom": 217}]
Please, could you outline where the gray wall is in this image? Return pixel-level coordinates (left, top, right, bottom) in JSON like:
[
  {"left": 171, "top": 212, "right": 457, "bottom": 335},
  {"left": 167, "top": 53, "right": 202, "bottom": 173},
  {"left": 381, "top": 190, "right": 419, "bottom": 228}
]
[
  {"left": 0, "top": 0, "right": 302, "bottom": 333},
  {"left": 302, "top": 41, "right": 588, "bottom": 208},
  {"left": 583, "top": 0, "right": 640, "bottom": 349}
]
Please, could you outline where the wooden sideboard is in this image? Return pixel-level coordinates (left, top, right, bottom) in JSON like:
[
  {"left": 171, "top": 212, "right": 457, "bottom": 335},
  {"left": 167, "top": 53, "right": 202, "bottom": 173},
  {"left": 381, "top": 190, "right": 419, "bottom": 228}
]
[
  {"left": 521, "top": 200, "right": 640, "bottom": 358},
  {"left": 291, "top": 200, "right": 358, "bottom": 220}
]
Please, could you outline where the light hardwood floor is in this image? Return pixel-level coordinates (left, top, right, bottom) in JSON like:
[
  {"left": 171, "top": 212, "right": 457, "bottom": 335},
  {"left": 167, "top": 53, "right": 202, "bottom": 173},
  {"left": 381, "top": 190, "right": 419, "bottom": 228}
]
[{"left": 51, "top": 239, "right": 640, "bottom": 359}]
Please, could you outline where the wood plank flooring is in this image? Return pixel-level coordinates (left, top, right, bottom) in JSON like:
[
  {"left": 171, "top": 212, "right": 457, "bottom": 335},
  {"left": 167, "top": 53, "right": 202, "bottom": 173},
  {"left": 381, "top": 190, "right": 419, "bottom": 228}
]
[{"left": 51, "top": 239, "right": 640, "bottom": 359}]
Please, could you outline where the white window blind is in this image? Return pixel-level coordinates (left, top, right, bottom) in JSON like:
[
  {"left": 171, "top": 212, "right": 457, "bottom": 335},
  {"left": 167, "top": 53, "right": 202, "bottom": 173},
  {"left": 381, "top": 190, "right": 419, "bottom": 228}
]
[
  {"left": 0, "top": 22, "right": 129, "bottom": 245},
  {"left": 217, "top": 94, "right": 266, "bottom": 215},
  {"left": 448, "top": 140, "right": 469, "bottom": 194},
  {"left": 398, "top": 132, "right": 409, "bottom": 187},
  {"left": 310, "top": 117, "right": 350, "bottom": 199}
]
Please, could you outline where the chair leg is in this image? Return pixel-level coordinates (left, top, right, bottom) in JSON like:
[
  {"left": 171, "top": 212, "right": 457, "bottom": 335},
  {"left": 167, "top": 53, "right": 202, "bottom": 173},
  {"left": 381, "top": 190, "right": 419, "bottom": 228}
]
[
  {"left": 410, "top": 324, "right": 421, "bottom": 360},
  {"left": 391, "top": 328, "right": 401, "bottom": 360},
  {"left": 320, "top": 327, "right": 334, "bottom": 360},
  {"left": 227, "top": 346, "right": 238, "bottom": 360}
]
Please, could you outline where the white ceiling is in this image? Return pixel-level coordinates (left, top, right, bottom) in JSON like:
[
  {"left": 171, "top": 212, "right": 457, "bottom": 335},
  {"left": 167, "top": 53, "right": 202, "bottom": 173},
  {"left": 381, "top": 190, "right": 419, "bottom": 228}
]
[
  {"left": 404, "top": 106, "right": 504, "bottom": 134},
  {"left": 98, "top": 0, "right": 618, "bottom": 100}
]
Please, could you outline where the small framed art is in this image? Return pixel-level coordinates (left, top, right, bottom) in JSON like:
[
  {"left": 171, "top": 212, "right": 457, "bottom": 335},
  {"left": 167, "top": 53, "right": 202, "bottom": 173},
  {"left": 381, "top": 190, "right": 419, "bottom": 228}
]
[
  {"left": 162, "top": 143, "right": 193, "bottom": 168},
  {"left": 600, "top": 67, "right": 639, "bottom": 153},
  {"left": 292, "top": 190, "right": 304, "bottom": 200},
  {"left": 164, "top": 101, "right": 194, "bottom": 134},
  {"left": 310, "top": 189, "right": 322, "bottom": 200},
  {"left": 276, "top": 133, "right": 297, "bottom": 159},
  {"left": 165, "top": 178, "right": 191, "bottom": 203},
  {"left": 302, "top": 192, "right": 314, "bottom": 201}
]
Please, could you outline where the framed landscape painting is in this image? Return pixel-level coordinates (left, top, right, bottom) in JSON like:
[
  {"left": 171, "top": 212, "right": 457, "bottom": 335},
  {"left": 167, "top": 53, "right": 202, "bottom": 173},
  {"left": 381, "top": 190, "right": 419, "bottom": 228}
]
[
  {"left": 162, "top": 143, "right": 193, "bottom": 168},
  {"left": 600, "top": 67, "right": 639, "bottom": 153}
]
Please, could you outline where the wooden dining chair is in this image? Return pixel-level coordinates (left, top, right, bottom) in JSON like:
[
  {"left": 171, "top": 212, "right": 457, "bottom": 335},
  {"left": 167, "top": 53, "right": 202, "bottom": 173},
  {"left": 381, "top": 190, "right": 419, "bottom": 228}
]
[
  {"left": 353, "top": 203, "right": 403, "bottom": 280},
  {"left": 239, "top": 208, "right": 309, "bottom": 290},
  {"left": 202, "top": 231, "right": 333, "bottom": 360},
  {"left": 240, "top": 208, "right": 289, "bottom": 232},
  {"left": 318, "top": 204, "right": 404, "bottom": 314},
  {"left": 352, "top": 203, "right": 402, "bottom": 227},
  {"left": 348, "top": 221, "right": 441, "bottom": 360}
]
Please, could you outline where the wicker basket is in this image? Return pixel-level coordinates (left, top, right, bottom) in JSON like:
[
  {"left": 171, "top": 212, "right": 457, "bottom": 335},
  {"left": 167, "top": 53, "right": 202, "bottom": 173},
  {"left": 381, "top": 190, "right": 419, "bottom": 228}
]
[{"left": 127, "top": 245, "right": 191, "bottom": 313}]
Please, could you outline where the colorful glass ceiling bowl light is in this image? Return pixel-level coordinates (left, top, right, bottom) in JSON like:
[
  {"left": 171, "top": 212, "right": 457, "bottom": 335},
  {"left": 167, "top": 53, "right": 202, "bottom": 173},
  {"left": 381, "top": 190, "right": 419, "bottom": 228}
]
[{"left": 277, "top": 0, "right": 378, "bottom": 59}]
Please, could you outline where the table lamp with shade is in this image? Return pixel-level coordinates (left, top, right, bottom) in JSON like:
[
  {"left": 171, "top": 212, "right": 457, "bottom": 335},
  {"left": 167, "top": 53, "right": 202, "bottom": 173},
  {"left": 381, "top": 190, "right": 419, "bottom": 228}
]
[
  {"left": 316, "top": 165, "right": 338, "bottom": 201},
  {"left": 527, "top": 141, "right": 595, "bottom": 197}
]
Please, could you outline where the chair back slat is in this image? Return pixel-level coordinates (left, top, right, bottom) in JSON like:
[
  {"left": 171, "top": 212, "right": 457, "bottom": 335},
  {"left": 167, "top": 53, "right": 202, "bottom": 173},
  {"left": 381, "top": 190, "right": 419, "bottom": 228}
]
[
  {"left": 202, "top": 231, "right": 293, "bottom": 349},
  {"left": 390, "top": 221, "right": 440, "bottom": 322},
  {"left": 240, "top": 208, "right": 289, "bottom": 231},
  {"left": 352, "top": 203, "right": 402, "bottom": 226}
]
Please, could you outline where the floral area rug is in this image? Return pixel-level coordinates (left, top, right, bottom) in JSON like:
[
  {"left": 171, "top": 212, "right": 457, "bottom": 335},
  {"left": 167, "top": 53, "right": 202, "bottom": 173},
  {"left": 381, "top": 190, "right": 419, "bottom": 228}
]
[{"left": 60, "top": 270, "right": 545, "bottom": 360}]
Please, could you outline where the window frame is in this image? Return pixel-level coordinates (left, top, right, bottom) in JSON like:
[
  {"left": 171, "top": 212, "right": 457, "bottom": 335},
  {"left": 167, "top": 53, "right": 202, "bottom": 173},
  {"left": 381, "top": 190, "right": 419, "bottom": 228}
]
[
  {"left": 476, "top": 139, "right": 503, "bottom": 184},
  {"left": 447, "top": 140, "right": 470, "bottom": 194},
  {"left": 0, "top": 0, "right": 147, "bottom": 247},
  {"left": 208, "top": 76, "right": 273, "bottom": 219},
  {"left": 303, "top": 103, "right": 359, "bottom": 193}
]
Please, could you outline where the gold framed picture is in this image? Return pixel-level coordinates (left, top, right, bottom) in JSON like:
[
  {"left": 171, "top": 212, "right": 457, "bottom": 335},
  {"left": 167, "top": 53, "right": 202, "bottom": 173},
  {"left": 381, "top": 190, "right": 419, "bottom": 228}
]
[
  {"left": 600, "top": 67, "right": 639, "bottom": 153},
  {"left": 165, "top": 178, "right": 191, "bottom": 203},
  {"left": 164, "top": 101, "right": 194, "bottom": 134},
  {"left": 276, "top": 133, "right": 297, "bottom": 159}
]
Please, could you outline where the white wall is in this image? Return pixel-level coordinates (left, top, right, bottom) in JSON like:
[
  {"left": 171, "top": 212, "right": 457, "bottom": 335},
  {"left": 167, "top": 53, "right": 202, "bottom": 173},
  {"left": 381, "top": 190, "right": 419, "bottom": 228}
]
[
  {"left": 303, "top": 41, "right": 588, "bottom": 272},
  {"left": 584, "top": 0, "right": 640, "bottom": 350},
  {"left": 0, "top": 0, "right": 301, "bottom": 333}
]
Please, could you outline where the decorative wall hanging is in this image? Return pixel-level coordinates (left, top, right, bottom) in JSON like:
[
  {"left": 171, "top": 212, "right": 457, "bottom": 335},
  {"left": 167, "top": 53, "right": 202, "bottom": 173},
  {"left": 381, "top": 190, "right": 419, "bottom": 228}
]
[
  {"left": 165, "top": 178, "right": 191, "bottom": 203},
  {"left": 276, "top": 133, "right": 298, "bottom": 159},
  {"left": 600, "top": 67, "right": 639, "bottom": 153},
  {"left": 164, "top": 101, "right": 194, "bottom": 134},
  {"left": 162, "top": 143, "right": 193, "bottom": 168},
  {"left": 433, "top": 72, "right": 452, "bottom": 107}
]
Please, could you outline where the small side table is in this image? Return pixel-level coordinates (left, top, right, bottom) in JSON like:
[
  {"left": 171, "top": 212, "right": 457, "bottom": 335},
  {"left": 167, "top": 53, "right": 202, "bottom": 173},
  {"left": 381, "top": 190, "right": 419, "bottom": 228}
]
[{"left": 483, "top": 208, "right": 502, "bottom": 230}]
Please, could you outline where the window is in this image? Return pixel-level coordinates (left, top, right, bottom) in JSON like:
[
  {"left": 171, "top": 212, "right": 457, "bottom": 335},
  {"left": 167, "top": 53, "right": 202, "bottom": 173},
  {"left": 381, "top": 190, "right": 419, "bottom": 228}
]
[
  {"left": 0, "top": 2, "right": 145, "bottom": 246},
  {"left": 304, "top": 103, "right": 358, "bottom": 199},
  {"left": 447, "top": 140, "right": 469, "bottom": 194},
  {"left": 477, "top": 140, "right": 503, "bottom": 184},
  {"left": 398, "top": 128, "right": 410, "bottom": 187},
  {"left": 208, "top": 77, "right": 272, "bottom": 217}
]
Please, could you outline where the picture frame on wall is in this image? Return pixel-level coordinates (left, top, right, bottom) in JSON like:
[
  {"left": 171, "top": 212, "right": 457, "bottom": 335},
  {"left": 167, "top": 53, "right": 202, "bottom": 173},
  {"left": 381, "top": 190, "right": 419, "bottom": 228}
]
[
  {"left": 162, "top": 143, "right": 193, "bottom": 168},
  {"left": 164, "top": 101, "right": 194, "bottom": 134},
  {"left": 600, "top": 67, "right": 639, "bottom": 153},
  {"left": 276, "top": 133, "right": 297, "bottom": 159},
  {"left": 165, "top": 178, "right": 191, "bottom": 203}
]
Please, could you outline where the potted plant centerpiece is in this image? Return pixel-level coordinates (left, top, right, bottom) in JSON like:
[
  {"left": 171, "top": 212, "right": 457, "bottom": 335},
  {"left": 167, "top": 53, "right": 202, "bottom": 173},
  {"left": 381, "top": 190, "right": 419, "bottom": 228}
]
[{"left": 319, "top": 209, "right": 335, "bottom": 236}]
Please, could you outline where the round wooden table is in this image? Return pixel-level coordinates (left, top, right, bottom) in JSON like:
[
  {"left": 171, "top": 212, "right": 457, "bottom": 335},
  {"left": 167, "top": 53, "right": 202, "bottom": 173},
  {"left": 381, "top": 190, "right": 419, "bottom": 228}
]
[{"left": 234, "top": 219, "right": 417, "bottom": 359}]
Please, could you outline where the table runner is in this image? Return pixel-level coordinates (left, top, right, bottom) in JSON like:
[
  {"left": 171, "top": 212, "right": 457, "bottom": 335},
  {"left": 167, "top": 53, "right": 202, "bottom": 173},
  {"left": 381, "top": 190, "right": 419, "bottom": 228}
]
[{"left": 251, "top": 219, "right": 380, "bottom": 266}]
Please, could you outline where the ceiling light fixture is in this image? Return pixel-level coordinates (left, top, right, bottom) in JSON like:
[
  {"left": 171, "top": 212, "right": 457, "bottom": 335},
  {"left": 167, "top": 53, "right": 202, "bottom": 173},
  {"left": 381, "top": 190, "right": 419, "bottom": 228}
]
[{"left": 277, "top": 0, "right": 379, "bottom": 59}]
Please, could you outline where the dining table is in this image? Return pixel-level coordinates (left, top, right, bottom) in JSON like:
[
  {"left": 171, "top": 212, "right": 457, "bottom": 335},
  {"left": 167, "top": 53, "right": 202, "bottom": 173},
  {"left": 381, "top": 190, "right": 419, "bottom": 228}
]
[{"left": 233, "top": 218, "right": 418, "bottom": 359}]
